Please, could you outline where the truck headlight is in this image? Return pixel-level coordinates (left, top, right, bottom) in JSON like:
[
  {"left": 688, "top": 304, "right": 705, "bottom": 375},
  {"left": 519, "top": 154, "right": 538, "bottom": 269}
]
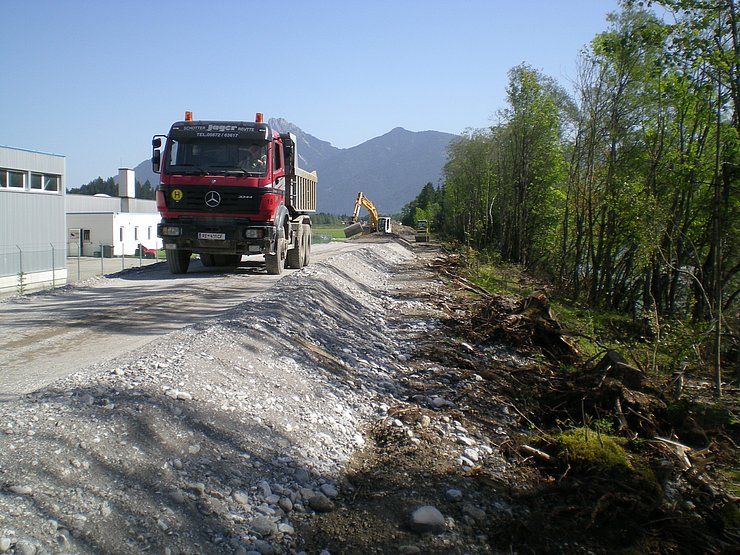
[
  {"left": 161, "top": 226, "right": 181, "bottom": 236},
  {"left": 244, "top": 228, "right": 264, "bottom": 239}
]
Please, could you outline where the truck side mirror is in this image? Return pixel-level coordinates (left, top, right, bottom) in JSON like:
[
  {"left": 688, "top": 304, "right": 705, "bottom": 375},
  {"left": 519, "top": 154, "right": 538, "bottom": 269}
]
[{"left": 152, "top": 135, "right": 165, "bottom": 174}]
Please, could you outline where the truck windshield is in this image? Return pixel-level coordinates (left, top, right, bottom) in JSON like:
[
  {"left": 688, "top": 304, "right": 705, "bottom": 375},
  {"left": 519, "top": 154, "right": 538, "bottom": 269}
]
[{"left": 164, "top": 139, "right": 268, "bottom": 176}]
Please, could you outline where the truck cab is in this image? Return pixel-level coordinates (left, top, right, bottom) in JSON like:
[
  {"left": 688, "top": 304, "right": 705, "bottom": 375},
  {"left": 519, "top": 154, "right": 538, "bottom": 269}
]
[{"left": 152, "top": 112, "right": 316, "bottom": 274}]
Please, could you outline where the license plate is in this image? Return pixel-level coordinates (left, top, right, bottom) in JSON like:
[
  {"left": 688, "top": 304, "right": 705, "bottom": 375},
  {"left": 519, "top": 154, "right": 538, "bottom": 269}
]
[{"left": 198, "top": 232, "right": 226, "bottom": 240}]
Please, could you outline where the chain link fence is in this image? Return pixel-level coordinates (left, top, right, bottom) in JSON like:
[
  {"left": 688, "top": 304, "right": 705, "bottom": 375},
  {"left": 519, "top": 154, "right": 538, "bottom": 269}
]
[
  {"left": 1, "top": 243, "right": 160, "bottom": 297},
  {"left": 0, "top": 243, "right": 67, "bottom": 277}
]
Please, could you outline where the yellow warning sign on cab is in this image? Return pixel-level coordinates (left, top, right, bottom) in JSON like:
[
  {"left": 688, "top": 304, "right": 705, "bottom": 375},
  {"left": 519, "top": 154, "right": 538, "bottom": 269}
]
[{"left": 171, "top": 189, "right": 183, "bottom": 201}]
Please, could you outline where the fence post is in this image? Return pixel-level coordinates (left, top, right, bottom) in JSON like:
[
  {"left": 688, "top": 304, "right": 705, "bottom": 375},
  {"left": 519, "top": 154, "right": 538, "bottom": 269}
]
[
  {"left": 16, "top": 245, "right": 24, "bottom": 295},
  {"left": 100, "top": 243, "right": 104, "bottom": 275},
  {"left": 77, "top": 240, "right": 81, "bottom": 281},
  {"left": 50, "top": 243, "right": 55, "bottom": 289},
  {"left": 121, "top": 240, "right": 125, "bottom": 271}
]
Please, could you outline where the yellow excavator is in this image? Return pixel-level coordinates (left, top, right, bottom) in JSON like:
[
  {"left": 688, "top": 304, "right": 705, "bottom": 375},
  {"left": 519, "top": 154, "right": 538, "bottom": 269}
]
[{"left": 343, "top": 192, "right": 391, "bottom": 237}]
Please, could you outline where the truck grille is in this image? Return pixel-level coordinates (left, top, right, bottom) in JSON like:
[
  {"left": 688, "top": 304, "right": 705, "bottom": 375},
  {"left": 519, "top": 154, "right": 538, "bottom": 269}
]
[{"left": 163, "top": 186, "right": 265, "bottom": 214}]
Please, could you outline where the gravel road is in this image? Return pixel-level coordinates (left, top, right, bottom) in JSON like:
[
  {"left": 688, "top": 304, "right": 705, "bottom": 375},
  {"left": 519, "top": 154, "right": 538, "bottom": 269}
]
[
  {"left": 0, "top": 242, "right": 368, "bottom": 398},
  {"left": 0, "top": 238, "right": 456, "bottom": 554}
]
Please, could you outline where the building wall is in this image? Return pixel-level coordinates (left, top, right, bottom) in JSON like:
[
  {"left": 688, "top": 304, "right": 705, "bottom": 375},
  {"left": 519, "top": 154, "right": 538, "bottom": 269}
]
[
  {"left": 66, "top": 213, "right": 115, "bottom": 256},
  {"left": 64, "top": 194, "right": 159, "bottom": 215},
  {"left": 67, "top": 212, "right": 161, "bottom": 256},
  {"left": 112, "top": 213, "right": 161, "bottom": 256},
  {"left": 65, "top": 194, "right": 121, "bottom": 213},
  {"left": 0, "top": 146, "right": 67, "bottom": 294}
]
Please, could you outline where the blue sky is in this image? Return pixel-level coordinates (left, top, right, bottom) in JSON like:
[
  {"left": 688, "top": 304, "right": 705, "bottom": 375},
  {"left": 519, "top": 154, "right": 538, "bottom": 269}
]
[{"left": 2, "top": 0, "right": 621, "bottom": 189}]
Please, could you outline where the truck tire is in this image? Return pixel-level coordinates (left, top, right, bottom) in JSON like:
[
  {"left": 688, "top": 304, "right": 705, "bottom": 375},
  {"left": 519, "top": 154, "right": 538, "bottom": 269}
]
[
  {"left": 166, "top": 248, "right": 191, "bottom": 274},
  {"left": 302, "top": 223, "right": 311, "bottom": 266},
  {"left": 265, "top": 248, "right": 283, "bottom": 274},
  {"left": 286, "top": 225, "right": 304, "bottom": 269},
  {"left": 222, "top": 254, "right": 242, "bottom": 267},
  {"left": 214, "top": 254, "right": 241, "bottom": 267},
  {"left": 265, "top": 227, "right": 286, "bottom": 275},
  {"left": 200, "top": 253, "right": 216, "bottom": 267}
]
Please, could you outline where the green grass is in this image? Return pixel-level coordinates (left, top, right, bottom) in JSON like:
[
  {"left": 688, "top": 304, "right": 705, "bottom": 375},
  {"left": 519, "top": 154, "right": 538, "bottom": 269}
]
[
  {"left": 312, "top": 224, "right": 349, "bottom": 242},
  {"left": 471, "top": 262, "right": 533, "bottom": 298},
  {"left": 549, "top": 427, "right": 632, "bottom": 469},
  {"left": 461, "top": 249, "right": 664, "bottom": 361},
  {"left": 464, "top": 252, "right": 724, "bottom": 380}
]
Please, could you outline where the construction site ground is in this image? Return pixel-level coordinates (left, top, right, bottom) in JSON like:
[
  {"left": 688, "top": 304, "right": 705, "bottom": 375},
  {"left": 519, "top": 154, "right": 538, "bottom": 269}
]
[{"left": 0, "top": 232, "right": 737, "bottom": 554}]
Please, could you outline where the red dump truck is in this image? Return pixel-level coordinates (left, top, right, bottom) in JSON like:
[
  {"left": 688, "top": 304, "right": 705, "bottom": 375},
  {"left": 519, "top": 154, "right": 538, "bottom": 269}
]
[{"left": 152, "top": 112, "right": 317, "bottom": 274}]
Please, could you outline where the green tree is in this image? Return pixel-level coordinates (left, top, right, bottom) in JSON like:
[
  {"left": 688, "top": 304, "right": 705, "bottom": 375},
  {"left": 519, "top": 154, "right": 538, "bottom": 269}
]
[
  {"left": 136, "top": 179, "right": 155, "bottom": 200},
  {"left": 432, "top": 0, "right": 737, "bottom": 396},
  {"left": 401, "top": 182, "right": 442, "bottom": 229},
  {"left": 497, "top": 64, "right": 570, "bottom": 266},
  {"left": 68, "top": 177, "right": 117, "bottom": 196},
  {"left": 441, "top": 129, "right": 500, "bottom": 247}
]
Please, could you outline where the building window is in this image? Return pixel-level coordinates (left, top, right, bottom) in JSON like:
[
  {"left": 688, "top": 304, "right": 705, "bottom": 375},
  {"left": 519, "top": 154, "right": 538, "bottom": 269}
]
[
  {"left": 148, "top": 226, "right": 152, "bottom": 240},
  {"left": 82, "top": 229, "right": 91, "bottom": 241},
  {"left": 44, "top": 175, "right": 60, "bottom": 191},
  {"left": 0, "top": 168, "right": 60, "bottom": 192},
  {"left": 134, "top": 226, "right": 139, "bottom": 240},
  {"left": 119, "top": 227, "right": 124, "bottom": 241},
  {"left": 8, "top": 171, "right": 25, "bottom": 189}
]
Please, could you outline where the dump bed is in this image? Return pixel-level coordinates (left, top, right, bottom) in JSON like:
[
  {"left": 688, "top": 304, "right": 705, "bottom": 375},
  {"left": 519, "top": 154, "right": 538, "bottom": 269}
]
[
  {"left": 289, "top": 167, "right": 317, "bottom": 213},
  {"left": 282, "top": 132, "right": 317, "bottom": 214}
]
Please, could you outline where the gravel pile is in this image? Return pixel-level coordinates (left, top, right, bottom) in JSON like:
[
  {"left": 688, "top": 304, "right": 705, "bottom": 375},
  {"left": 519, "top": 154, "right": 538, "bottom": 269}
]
[{"left": 0, "top": 241, "right": 440, "bottom": 555}]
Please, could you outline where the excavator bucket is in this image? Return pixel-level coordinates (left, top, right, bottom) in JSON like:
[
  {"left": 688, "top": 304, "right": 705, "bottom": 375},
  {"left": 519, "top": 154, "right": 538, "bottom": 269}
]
[{"left": 343, "top": 222, "right": 364, "bottom": 238}]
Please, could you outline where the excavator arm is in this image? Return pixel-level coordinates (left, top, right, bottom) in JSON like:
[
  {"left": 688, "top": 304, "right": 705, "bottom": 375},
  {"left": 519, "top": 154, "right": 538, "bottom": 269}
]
[
  {"left": 357, "top": 192, "right": 379, "bottom": 231},
  {"left": 344, "top": 191, "right": 380, "bottom": 237}
]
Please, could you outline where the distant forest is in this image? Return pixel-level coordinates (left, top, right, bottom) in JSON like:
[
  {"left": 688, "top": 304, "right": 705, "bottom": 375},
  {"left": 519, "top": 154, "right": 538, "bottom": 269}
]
[{"left": 68, "top": 177, "right": 155, "bottom": 200}]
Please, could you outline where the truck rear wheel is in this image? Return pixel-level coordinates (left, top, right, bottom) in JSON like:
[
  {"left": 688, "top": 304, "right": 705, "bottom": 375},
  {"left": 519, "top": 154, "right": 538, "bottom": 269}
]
[
  {"left": 221, "top": 254, "right": 242, "bottom": 267},
  {"left": 302, "top": 224, "right": 311, "bottom": 266},
  {"left": 200, "top": 253, "right": 216, "bottom": 267},
  {"left": 166, "top": 248, "right": 191, "bottom": 274},
  {"left": 214, "top": 254, "right": 241, "bottom": 267},
  {"left": 286, "top": 225, "right": 304, "bottom": 269}
]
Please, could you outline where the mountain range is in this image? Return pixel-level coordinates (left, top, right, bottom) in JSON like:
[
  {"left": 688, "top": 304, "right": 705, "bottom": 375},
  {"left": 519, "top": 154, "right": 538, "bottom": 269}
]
[{"left": 129, "top": 118, "right": 457, "bottom": 215}]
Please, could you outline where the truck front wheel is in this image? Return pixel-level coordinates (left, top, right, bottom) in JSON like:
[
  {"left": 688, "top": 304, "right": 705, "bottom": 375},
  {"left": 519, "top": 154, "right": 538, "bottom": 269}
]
[
  {"left": 166, "top": 248, "right": 192, "bottom": 274},
  {"left": 265, "top": 228, "right": 286, "bottom": 275},
  {"left": 265, "top": 248, "right": 283, "bottom": 275}
]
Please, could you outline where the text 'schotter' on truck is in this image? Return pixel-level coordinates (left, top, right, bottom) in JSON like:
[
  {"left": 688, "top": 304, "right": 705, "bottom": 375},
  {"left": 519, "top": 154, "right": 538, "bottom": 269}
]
[{"left": 152, "top": 112, "right": 317, "bottom": 275}]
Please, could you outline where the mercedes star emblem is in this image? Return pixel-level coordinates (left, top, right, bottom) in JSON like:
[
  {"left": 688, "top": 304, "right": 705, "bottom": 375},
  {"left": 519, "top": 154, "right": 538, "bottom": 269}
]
[{"left": 205, "top": 190, "right": 221, "bottom": 208}]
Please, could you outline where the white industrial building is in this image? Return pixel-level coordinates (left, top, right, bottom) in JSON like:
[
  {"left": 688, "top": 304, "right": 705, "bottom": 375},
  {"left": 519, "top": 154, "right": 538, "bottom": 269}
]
[
  {"left": 66, "top": 168, "right": 162, "bottom": 257},
  {"left": 0, "top": 145, "right": 67, "bottom": 295},
  {"left": 1, "top": 149, "right": 161, "bottom": 296}
]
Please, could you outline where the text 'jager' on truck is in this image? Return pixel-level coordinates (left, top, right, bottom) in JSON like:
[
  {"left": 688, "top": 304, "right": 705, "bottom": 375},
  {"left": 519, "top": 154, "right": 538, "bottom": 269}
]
[{"left": 152, "top": 112, "right": 317, "bottom": 275}]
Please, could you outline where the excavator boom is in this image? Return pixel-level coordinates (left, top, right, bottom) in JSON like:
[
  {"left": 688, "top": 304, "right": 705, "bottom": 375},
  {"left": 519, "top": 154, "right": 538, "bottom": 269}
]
[{"left": 343, "top": 191, "right": 381, "bottom": 237}]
